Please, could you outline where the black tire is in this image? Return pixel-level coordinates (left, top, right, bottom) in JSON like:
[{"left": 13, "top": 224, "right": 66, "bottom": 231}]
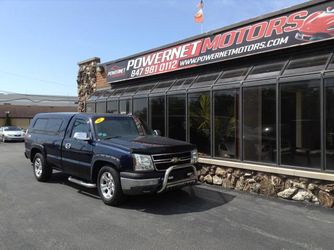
[
  {"left": 33, "top": 153, "right": 52, "bottom": 182},
  {"left": 97, "top": 166, "right": 124, "bottom": 206}
]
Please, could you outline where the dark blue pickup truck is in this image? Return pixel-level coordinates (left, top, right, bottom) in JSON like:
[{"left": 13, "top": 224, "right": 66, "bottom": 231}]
[{"left": 24, "top": 113, "right": 198, "bottom": 206}]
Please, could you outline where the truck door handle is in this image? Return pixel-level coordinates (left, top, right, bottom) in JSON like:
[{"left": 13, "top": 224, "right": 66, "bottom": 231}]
[{"left": 65, "top": 143, "right": 71, "bottom": 149}]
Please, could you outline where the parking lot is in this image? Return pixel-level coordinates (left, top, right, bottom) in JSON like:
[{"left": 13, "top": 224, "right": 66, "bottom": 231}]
[{"left": 0, "top": 142, "right": 333, "bottom": 250}]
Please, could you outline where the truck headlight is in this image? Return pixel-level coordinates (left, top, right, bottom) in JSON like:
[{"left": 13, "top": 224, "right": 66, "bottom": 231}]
[
  {"left": 133, "top": 154, "right": 154, "bottom": 171},
  {"left": 191, "top": 149, "right": 198, "bottom": 163}
]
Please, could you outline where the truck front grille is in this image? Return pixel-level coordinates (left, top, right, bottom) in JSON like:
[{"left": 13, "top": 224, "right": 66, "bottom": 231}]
[{"left": 152, "top": 151, "right": 191, "bottom": 171}]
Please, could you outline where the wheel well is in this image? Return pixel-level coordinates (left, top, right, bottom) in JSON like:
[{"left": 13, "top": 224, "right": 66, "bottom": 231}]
[
  {"left": 30, "top": 148, "right": 42, "bottom": 162},
  {"left": 92, "top": 161, "right": 117, "bottom": 183}
]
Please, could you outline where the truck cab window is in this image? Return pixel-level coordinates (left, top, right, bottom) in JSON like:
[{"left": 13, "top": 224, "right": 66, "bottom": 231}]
[{"left": 71, "top": 119, "right": 90, "bottom": 137}]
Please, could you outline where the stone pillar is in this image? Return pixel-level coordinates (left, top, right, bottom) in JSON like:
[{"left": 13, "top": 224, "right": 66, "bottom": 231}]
[{"left": 77, "top": 57, "right": 100, "bottom": 112}]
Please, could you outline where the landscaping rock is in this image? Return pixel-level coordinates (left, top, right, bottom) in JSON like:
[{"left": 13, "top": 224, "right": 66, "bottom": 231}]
[
  {"left": 277, "top": 188, "right": 298, "bottom": 199},
  {"left": 212, "top": 175, "right": 223, "bottom": 185}
]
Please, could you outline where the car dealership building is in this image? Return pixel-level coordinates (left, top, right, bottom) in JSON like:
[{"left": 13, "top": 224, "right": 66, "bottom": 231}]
[{"left": 78, "top": 0, "right": 334, "bottom": 207}]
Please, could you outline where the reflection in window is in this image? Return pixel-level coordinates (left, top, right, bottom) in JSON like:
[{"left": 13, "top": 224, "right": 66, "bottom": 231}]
[
  {"left": 283, "top": 53, "right": 329, "bottom": 75},
  {"left": 246, "top": 61, "right": 285, "bottom": 80},
  {"left": 169, "top": 77, "right": 195, "bottom": 91},
  {"left": 189, "top": 92, "right": 211, "bottom": 155},
  {"left": 86, "top": 103, "right": 95, "bottom": 113},
  {"left": 96, "top": 102, "right": 106, "bottom": 113},
  {"left": 107, "top": 100, "right": 118, "bottom": 114},
  {"left": 120, "top": 99, "right": 132, "bottom": 115},
  {"left": 325, "top": 79, "right": 334, "bottom": 170},
  {"left": 168, "top": 95, "right": 186, "bottom": 141},
  {"left": 190, "top": 72, "right": 220, "bottom": 89},
  {"left": 133, "top": 98, "right": 148, "bottom": 122},
  {"left": 243, "top": 85, "right": 276, "bottom": 163},
  {"left": 150, "top": 96, "right": 165, "bottom": 136},
  {"left": 281, "top": 80, "right": 320, "bottom": 168},
  {"left": 151, "top": 80, "right": 175, "bottom": 93},
  {"left": 216, "top": 67, "right": 249, "bottom": 84},
  {"left": 214, "top": 89, "right": 239, "bottom": 159}
]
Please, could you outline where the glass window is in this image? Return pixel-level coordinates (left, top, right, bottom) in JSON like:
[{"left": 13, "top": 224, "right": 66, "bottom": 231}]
[
  {"left": 246, "top": 61, "right": 285, "bottom": 80},
  {"left": 96, "top": 102, "right": 106, "bottom": 113},
  {"left": 326, "top": 78, "right": 334, "bottom": 171},
  {"left": 190, "top": 72, "right": 220, "bottom": 89},
  {"left": 110, "top": 88, "right": 126, "bottom": 97},
  {"left": 151, "top": 80, "right": 175, "bottom": 93},
  {"left": 86, "top": 102, "right": 95, "bottom": 113},
  {"left": 214, "top": 89, "right": 239, "bottom": 159},
  {"left": 283, "top": 53, "right": 329, "bottom": 75},
  {"left": 215, "top": 67, "right": 249, "bottom": 84},
  {"left": 243, "top": 85, "right": 276, "bottom": 163},
  {"left": 168, "top": 95, "right": 186, "bottom": 141},
  {"left": 280, "top": 80, "right": 320, "bottom": 169},
  {"left": 107, "top": 100, "right": 118, "bottom": 114},
  {"left": 189, "top": 92, "right": 211, "bottom": 155},
  {"left": 169, "top": 77, "right": 195, "bottom": 91},
  {"left": 45, "top": 118, "right": 63, "bottom": 132},
  {"left": 136, "top": 83, "right": 156, "bottom": 95},
  {"left": 121, "top": 86, "right": 139, "bottom": 97},
  {"left": 133, "top": 98, "right": 148, "bottom": 122},
  {"left": 33, "top": 118, "right": 48, "bottom": 130},
  {"left": 71, "top": 119, "right": 90, "bottom": 137},
  {"left": 120, "top": 99, "right": 132, "bottom": 114},
  {"left": 150, "top": 96, "right": 165, "bottom": 136}
]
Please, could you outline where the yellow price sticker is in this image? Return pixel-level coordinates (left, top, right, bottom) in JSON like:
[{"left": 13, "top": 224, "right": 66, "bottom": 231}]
[{"left": 95, "top": 117, "right": 105, "bottom": 124}]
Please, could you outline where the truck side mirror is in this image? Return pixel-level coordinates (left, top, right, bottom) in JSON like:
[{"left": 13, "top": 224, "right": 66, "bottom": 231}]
[
  {"left": 153, "top": 129, "right": 161, "bottom": 136},
  {"left": 73, "top": 132, "right": 91, "bottom": 141}
]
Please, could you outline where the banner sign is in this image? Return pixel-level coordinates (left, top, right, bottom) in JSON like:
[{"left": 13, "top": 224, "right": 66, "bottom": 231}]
[{"left": 106, "top": 1, "right": 334, "bottom": 83}]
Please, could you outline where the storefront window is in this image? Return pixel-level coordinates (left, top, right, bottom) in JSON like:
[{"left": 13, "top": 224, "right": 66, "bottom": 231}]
[
  {"left": 133, "top": 98, "right": 148, "bottom": 122},
  {"left": 107, "top": 100, "right": 118, "bottom": 114},
  {"left": 96, "top": 101, "right": 106, "bottom": 113},
  {"left": 243, "top": 85, "right": 276, "bottom": 163},
  {"left": 189, "top": 92, "right": 211, "bottom": 155},
  {"left": 280, "top": 80, "right": 320, "bottom": 169},
  {"left": 190, "top": 72, "right": 220, "bottom": 89},
  {"left": 214, "top": 89, "right": 239, "bottom": 159},
  {"left": 215, "top": 67, "right": 249, "bottom": 84},
  {"left": 86, "top": 102, "right": 95, "bottom": 113},
  {"left": 168, "top": 95, "right": 186, "bottom": 141},
  {"left": 325, "top": 78, "right": 334, "bottom": 171},
  {"left": 283, "top": 53, "right": 329, "bottom": 76},
  {"left": 246, "top": 61, "right": 285, "bottom": 80},
  {"left": 150, "top": 96, "right": 165, "bottom": 136},
  {"left": 120, "top": 99, "right": 132, "bottom": 115}
]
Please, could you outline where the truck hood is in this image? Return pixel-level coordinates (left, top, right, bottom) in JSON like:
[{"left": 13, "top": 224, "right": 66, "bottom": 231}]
[{"left": 99, "top": 135, "right": 195, "bottom": 154}]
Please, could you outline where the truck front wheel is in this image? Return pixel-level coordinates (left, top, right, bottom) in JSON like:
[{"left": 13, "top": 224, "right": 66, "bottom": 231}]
[
  {"left": 97, "top": 166, "right": 123, "bottom": 206},
  {"left": 33, "top": 153, "right": 52, "bottom": 182}
]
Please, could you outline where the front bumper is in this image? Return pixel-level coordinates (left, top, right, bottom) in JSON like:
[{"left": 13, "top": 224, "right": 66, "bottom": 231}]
[
  {"left": 120, "top": 164, "right": 197, "bottom": 195},
  {"left": 3, "top": 136, "right": 24, "bottom": 141}
]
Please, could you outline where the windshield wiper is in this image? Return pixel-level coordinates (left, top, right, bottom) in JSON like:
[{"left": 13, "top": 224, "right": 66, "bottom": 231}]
[{"left": 103, "top": 136, "right": 122, "bottom": 140}]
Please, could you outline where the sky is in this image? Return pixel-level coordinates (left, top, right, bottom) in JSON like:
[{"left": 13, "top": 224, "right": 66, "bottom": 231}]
[{"left": 0, "top": 0, "right": 307, "bottom": 96}]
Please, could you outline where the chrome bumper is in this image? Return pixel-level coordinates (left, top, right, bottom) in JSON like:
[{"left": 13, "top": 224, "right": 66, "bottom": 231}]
[{"left": 120, "top": 164, "right": 197, "bottom": 195}]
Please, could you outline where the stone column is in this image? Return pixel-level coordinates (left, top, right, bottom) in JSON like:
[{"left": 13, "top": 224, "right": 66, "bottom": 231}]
[{"left": 77, "top": 57, "right": 100, "bottom": 112}]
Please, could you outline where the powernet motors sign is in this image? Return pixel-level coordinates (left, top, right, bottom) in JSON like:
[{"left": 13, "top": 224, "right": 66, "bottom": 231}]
[{"left": 106, "top": 1, "right": 334, "bottom": 83}]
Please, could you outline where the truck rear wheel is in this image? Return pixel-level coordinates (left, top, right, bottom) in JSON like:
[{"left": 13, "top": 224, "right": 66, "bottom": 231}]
[
  {"left": 33, "top": 153, "right": 52, "bottom": 182},
  {"left": 97, "top": 166, "right": 123, "bottom": 206}
]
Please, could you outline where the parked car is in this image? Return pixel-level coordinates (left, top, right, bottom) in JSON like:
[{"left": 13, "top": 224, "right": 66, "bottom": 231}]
[
  {"left": 0, "top": 126, "right": 25, "bottom": 142},
  {"left": 24, "top": 113, "right": 198, "bottom": 206}
]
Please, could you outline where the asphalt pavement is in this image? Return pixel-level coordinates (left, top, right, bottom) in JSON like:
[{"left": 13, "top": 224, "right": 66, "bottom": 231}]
[{"left": 0, "top": 142, "right": 333, "bottom": 250}]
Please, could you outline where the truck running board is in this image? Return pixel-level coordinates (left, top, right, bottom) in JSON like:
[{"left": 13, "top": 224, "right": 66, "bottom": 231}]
[{"left": 68, "top": 176, "right": 96, "bottom": 188}]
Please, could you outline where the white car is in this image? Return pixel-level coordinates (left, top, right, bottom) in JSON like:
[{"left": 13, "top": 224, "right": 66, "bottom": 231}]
[{"left": 0, "top": 126, "right": 25, "bottom": 142}]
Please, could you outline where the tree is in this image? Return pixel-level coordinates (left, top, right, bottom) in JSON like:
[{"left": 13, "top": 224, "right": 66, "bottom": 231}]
[{"left": 4, "top": 112, "right": 11, "bottom": 126}]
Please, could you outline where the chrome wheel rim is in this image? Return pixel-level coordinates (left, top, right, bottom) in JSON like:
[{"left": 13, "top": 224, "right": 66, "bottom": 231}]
[
  {"left": 34, "top": 158, "right": 42, "bottom": 177},
  {"left": 100, "top": 172, "right": 115, "bottom": 200}
]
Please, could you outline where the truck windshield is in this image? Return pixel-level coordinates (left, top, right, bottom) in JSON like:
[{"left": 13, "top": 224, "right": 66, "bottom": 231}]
[{"left": 93, "top": 116, "right": 152, "bottom": 140}]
